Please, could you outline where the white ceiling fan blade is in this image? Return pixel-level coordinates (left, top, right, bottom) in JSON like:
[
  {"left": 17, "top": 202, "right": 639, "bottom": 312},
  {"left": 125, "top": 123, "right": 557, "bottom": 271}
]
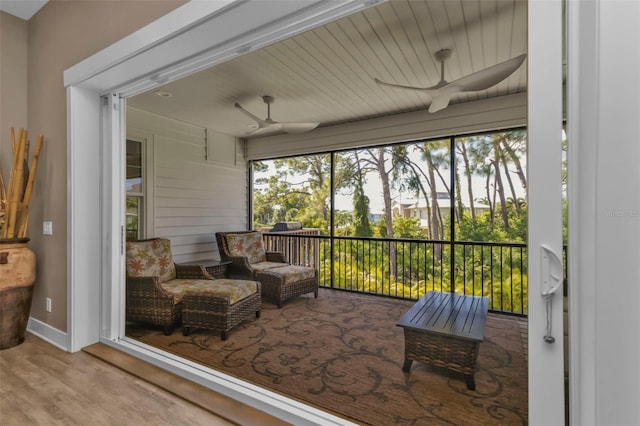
[
  {"left": 280, "top": 122, "right": 320, "bottom": 134},
  {"left": 427, "top": 91, "right": 454, "bottom": 113},
  {"left": 448, "top": 54, "right": 527, "bottom": 93},
  {"left": 234, "top": 102, "right": 266, "bottom": 126},
  {"left": 374, "top": 77, "right": 439, "bottom": 92},
  {"left": 427, "top": 54, "right": 525, "bottom": 112},
  {"left": 246, "top": 122, "right": 319, "bottom": 137},
  {"left": 246, "top": 124, "right": 284, "bottom": 137}
]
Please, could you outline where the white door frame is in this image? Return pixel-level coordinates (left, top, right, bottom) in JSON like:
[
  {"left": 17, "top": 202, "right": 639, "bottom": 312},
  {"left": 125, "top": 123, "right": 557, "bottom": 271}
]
[
  {"left": 566, "top": 1, "right": 640, "bottom": 424},
  {"left": 527, "top": 1, "right": 565, "bottom": 424},
  {"left": 65, "top": 0, "right": 570, "bottom": 423},
  {"left": 100, "top": 93, "right": 127, "bottom": 341}
]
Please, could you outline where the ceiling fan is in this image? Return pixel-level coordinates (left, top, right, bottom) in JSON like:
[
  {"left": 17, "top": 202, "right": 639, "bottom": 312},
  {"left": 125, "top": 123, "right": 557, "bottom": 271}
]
[
  {"left": 234, "top": 95, "right": 320, "bottom": 137},
  {"left": 374, "top": 49, "right": 527, "bottom": 113}
]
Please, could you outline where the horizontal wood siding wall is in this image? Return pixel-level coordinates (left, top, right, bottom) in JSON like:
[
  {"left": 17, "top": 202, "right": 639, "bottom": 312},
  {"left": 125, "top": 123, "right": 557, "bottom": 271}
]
[
  {"left": 246, "top": 92, "right": 527, "bottom": 160},
  {"left": 127, "top": 107, "right": 247, "bottom": 262}
]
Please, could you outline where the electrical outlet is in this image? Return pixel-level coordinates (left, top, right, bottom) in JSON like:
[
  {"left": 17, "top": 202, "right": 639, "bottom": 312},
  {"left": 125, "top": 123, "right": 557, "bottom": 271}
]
[
  {"left": 43, "top": 221, "right": 53, "bottom": 235},
  {"left": 46, "top": 298, "right": 52, "bottom": 313}
]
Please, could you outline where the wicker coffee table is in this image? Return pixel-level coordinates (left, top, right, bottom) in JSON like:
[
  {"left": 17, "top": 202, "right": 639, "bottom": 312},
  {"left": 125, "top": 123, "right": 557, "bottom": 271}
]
[{"left": 396, "top": 291, "right": 489, "bottom": 390}]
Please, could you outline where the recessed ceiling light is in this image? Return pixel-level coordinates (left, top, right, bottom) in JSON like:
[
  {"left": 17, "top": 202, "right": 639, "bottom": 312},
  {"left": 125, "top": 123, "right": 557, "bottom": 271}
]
[{"left": 153, "top": 90, "right": 173, "bottom": 98}]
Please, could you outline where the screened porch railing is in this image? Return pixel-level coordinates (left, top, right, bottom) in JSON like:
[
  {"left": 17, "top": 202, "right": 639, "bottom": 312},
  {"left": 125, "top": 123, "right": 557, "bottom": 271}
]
[{"left": 261, "top": 232, "right": 559, "bottom": 317}]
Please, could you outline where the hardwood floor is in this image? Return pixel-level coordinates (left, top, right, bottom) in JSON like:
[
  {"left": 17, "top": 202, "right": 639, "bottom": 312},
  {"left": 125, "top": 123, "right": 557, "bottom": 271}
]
[{"left": 0, "top": 333, "right": 285, "bottom": 425}]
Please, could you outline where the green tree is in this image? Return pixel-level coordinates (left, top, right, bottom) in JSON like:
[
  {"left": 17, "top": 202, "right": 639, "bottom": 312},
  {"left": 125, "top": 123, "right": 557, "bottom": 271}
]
[
  {"left": 393, "top": 215, "right": 424, "bottom": 239},
  {"left": 274, "top": 154, "right": 332, "bottom": 225},
  {"left": 356, "top": 145, "right": 412, "bottom": 276},
  {"left": 252, "top": 162, "right": 311, "bottom": 227},
  {"left": 352, "top": 173, "right": 372, "bottom": 237},
  {"left": 412, "top": 140, "right": 450, "bottom": 256},
  {"left": 456, "top": 138, "right": 477, "bottom": 221}
]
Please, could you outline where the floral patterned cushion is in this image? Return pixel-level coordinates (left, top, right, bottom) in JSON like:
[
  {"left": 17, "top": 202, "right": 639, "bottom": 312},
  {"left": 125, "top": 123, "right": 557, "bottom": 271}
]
[
  {"left": 161, "top": 278, "right": 259, "bottom": 305},
  {"left": 226, "top": 232, "right": 267, "bottom": 264},
  {"left": 262, "top": 265, "right": 316, "bottom": 284},
  {"left": 126, "top": 238, "right": 176, "bottom": 283},
  {"left": 250, "top": 261, "right": 288, "bottom": 272}
]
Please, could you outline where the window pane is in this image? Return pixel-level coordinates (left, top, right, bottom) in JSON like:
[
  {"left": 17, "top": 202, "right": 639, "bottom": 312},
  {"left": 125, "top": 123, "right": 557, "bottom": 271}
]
[
  {"left": 333, "top": 141, "right": 451, "bottom": 240},
  {"left": 406, "top": 140, "right": 451, "bottom": 241},
  {"left": 252, "top": 154, "right": 331, "bottom": 233},
  {"left": 126, "top": 196, "right": 142, "bottom": 241},
  {"left": 126, "top": 139, "right": 143, "bottom": 193},
  {"left": 454, "top": 131, "right": 528, "bottom": 243}
]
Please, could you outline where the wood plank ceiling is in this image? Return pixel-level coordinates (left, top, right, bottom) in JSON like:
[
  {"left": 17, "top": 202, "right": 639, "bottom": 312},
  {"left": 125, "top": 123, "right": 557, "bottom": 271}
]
[{"left": 128, "top": 0, "right": 527, "bottom": 138}]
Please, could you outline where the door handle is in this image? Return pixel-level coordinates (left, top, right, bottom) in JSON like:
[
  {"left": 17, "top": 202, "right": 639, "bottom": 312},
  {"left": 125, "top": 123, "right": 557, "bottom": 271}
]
[
  {"left": 541, "top": 244, "right": 563, "bottom": 299},
  {"left": 540, "top": 244, "right": 563, "bottom": 344}
]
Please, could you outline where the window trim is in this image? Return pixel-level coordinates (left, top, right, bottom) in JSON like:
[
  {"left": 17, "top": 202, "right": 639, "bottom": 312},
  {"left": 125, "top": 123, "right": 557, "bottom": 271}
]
[
  {"left": 126, "top": 130, "right": 155, "bottom": 238},
  {"left": 125, "top": 138, "right": 144, "bottom": 241}
]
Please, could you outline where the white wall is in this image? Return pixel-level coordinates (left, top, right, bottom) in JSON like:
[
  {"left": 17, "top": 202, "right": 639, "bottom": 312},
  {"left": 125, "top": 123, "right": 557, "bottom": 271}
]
[{"left": 127, "top": 107, "right": 248, "bottom": 262}]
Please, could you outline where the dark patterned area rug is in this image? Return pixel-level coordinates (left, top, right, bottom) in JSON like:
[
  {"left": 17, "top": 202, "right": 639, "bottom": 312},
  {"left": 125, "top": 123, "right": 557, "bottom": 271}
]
[{"left": 128, "top": 289, "right": 528, "bottom": 425}]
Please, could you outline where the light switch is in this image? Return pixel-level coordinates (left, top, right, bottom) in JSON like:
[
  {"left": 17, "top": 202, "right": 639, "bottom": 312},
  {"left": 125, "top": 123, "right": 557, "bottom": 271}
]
[{"left": 43, "top": 221, "right": 53, "bottom": 235}]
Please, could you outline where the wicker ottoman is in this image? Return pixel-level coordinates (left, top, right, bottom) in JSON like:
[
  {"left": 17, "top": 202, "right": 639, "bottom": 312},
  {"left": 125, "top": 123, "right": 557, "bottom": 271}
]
[
  {"left": 181, "top": 279, "right": 261, "bottom": 340},
  {"left": 256, "top": 265, "right": 318, "bottom": 308}
]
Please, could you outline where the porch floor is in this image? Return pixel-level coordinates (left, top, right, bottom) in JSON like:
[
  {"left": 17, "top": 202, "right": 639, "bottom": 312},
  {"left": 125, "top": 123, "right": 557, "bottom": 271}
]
[{"left": 127, "top": 288, "right": 529, "bottom": 426}]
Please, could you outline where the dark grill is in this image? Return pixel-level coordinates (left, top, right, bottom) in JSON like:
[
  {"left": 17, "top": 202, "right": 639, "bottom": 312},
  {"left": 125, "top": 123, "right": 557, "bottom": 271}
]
[{"left": 270, "top": 222, "right": 302, "bottom": 232}]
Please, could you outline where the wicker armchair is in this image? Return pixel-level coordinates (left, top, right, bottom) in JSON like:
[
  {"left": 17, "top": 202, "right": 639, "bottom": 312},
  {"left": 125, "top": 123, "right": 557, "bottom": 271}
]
[
  {"left": 216, "top": 231, "right": 318, "bottom": 308},
  {"left": 126, "top": 238, "right": 261, "bottom": 338},
  {"left": 126, "top": 238, "right": 209, "bottom": 335}
]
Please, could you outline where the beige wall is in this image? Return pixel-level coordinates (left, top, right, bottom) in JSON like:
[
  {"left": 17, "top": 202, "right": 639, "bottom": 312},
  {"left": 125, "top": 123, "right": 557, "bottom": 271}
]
[
  {"left": 0, "top": 12, "right": 28, "bottom": 191},
  {"left": 0, "top": 0, "right": 186, "bottom": 332}
]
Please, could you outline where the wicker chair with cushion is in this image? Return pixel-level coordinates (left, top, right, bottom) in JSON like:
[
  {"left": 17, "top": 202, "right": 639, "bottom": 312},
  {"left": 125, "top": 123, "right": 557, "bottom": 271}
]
[
  {"left": 216, "top": 231, "right": 318, "bottom": 308},
  {"left": 126, "top": 238, "right": 261, "bottom": 338}
]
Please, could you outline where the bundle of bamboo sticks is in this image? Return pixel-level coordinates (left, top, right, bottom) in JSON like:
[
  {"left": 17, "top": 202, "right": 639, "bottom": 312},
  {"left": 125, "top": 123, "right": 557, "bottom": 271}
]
[{"left": 0, "top": 127, "right": 44, "bottom": 239}]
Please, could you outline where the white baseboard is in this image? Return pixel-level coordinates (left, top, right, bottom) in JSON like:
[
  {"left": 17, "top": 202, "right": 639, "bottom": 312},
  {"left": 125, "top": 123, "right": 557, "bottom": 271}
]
[{"left": 27, "top": 317, "right": 69, "bottom": 351}]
